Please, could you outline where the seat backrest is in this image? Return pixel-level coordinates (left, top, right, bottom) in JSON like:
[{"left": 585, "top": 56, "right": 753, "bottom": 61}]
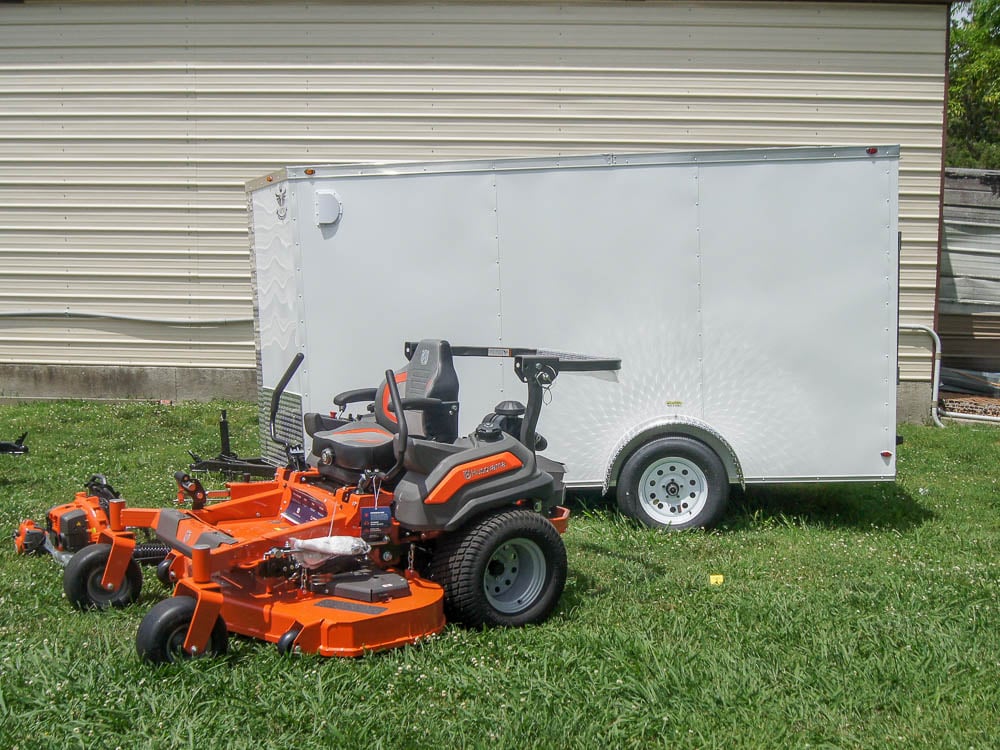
[{"left": 374, "top": 339, "right": 459, "bottom": 442}]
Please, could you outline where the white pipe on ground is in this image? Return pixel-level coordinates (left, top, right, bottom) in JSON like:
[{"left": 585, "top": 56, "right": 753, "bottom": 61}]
[
  {"left": 899, "top": 323, "right": 945, "bottom": 428},
  {"left": 900, "top": 323, "right": 1000, "bottom": 427}
]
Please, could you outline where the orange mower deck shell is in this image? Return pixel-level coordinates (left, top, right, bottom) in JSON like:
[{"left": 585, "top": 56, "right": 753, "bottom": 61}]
[
  {"left": 101, "top": 470, "right": 449, "bottom": 656},
  {"left": 175, "top": 572, "right": 446, "bottom": 657},
  {"left": 96, "top": 467, "right": 569, "bottom": 658}
]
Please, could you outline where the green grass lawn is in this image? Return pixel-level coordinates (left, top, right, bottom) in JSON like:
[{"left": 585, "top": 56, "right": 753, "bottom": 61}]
[{"left": 0, "top": 401, "right": 997, "bottom": 749}]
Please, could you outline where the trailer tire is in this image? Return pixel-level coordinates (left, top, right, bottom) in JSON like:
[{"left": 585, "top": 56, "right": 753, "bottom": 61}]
[
  {"left": 63, "top": 543, "right": 143, "bottom": 610},
  {"left": 136, "top": 596, "right": 228, "bottom": 664},
  {"left": 617, "top": 436, "right": 729, "bottom": 530},
  {"left": 429, "top": 509, "right": 566, "bottom": 629}
]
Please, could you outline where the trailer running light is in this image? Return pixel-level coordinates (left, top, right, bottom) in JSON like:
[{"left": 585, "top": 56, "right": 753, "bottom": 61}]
[
  {"left": 866, "top": 147, "right": 878, "bottom": 155},
  {"left": 881, "top": 451, "right": 892, "bottom": 458},
  {"left": 304, "top": 168, "right": 316, "bottom": 175}
]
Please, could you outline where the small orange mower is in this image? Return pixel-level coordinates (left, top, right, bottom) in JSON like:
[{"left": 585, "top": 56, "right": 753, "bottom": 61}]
[{"left": 63, "top": 340, "right": 618, "bottom": 662}]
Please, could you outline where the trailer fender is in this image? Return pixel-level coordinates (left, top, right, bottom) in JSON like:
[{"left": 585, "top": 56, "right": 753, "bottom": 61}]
[{"left": 603, "top": 416, "right": 744, "bottom": 495}]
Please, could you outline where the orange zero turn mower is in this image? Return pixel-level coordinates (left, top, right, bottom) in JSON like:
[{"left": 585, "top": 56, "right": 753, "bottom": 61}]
[{"left": 59, "top": 340, "right": 619, "bottom": 662}]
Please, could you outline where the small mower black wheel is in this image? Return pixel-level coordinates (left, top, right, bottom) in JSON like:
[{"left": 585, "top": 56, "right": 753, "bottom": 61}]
[
  {"left": 63, "top": 543, "right": 142, "bottom": 610},
  {"left": 276, "top": 627, "right": 302, "bottom": 656},
  {"left": 616, "top": 436, "right": 729, "bottom": 530},
  {"left": 136, "top": 597, "right": 228, "bottom": 665},
  {"left": 429, "top": 509, "right": 567, "bottom": 629},
  {"left": 156, "top": 558, "right": 174, "bottom": 588}
]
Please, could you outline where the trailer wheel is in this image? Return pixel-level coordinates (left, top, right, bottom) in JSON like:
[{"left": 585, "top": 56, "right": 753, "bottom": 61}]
[
  {"left": 63, "top": 543, "right": 143, "bottom": 610},
  {"left": 429, "top": 509, "right": 567, "bottom": 628},
  {"left": 617, "top": 436, "right": 729, "bottom": 530},
  {"left": 136, "top": 597, "right": 228, "bottom": 664}
]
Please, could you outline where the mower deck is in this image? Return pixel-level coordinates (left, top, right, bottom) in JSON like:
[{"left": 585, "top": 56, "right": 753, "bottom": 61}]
[{"left": 198, "top": 573, "right": 445, "bottom": 657}]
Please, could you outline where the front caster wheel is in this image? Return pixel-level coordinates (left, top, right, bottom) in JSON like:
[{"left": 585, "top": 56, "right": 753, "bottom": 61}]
[
  {"left": 136, "top": 597, "right": 228, "bottom": 664},
  {"left": 617, "top": 436, "right": 729, "bottom": 530},
  {"left": 63, "top": 543, "right": 142, "bottom": 610},
  {"left": 276, "top": 627, "right": 302, "bottom": 656},
  {"left": 156, "top": 557, "right": 175, "bottom": 588},
  {"left": 429, "top": 509, "right": 567, "bottom": 628}
]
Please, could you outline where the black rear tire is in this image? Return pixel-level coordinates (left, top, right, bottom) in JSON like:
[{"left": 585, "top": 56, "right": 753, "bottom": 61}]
[
  {"left": 136, "top": 597, "right": 228, "bottom": 664},
  {"left": 63, "top": 543, "right": 143, "bottom": 610},
  {"left": 429, "top": 509, "right": 567, "bottom": 628}
]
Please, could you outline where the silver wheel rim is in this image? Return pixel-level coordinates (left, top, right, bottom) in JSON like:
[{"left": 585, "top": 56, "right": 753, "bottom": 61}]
[
  {"left": 638, "top": 456, "right": 709, "bottom": 525},
  {"left": 484, "top": 537, "right": 546, "bottom": 614}
]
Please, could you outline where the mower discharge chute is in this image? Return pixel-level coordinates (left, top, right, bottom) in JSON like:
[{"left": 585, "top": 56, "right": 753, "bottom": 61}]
[{"left": 74, "top": 339, "right": 619, "bottom": 662}]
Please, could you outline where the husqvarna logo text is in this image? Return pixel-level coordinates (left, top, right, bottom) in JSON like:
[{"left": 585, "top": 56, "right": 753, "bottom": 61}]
[{"left": 464, "top": 460, "right": 507, "bottom": 480}]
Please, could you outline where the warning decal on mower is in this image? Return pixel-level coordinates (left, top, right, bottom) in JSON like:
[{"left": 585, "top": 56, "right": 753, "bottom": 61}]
[
  {"left": 315, "top": 598, "right": 387, "bottom": 615},
  {"left": 361, "top": 507, "right": 391, "bottom": 541}
]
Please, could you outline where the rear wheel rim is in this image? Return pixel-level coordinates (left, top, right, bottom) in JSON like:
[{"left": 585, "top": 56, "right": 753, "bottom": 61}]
[
  {"left": 483, "top": 537, "right": 546, "bottom": 615},
  {"left": 638, "top": 456, "right": 709, "bottom": 525}
]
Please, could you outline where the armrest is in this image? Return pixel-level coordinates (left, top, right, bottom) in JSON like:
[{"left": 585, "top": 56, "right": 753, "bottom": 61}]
[
  {"left": 387, "top": 398, "right": 457, "bottom": 413},
  {"left": 333, "top": 387, "right": 378, "bottom": 408},
  {"left": 303, "top": 412, "right": 348, "bottom": 437}
]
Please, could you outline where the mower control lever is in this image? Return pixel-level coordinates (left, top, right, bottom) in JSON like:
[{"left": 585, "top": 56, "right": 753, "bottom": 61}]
[
  {"left": 268, "top": 353, "right": 308, "bottom": 471},
  {"left": 382, "top": 369, "right": 407, "bottom": 485}
]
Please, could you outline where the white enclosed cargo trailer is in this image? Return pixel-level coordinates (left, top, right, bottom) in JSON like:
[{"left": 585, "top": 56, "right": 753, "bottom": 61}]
[{"left": 247, "top": 145, "right": 899, "bottom": 529}]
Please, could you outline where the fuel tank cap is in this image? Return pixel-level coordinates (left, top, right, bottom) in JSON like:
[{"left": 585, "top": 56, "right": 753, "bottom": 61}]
[{"left": 474, "top": 423, "right": 504, "bottom": 441}]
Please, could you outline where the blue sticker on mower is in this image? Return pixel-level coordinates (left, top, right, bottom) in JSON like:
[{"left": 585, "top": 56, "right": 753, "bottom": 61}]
[{"left": 361, "top": 507, "right": 391, "bottom": 541}]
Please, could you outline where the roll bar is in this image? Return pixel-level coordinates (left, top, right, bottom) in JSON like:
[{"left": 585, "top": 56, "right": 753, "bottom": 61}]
[{"left": 403, "top": 341, "right": 621, "bottom": 453}]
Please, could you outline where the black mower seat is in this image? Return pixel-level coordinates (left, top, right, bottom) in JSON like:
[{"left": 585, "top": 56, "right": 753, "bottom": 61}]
[
  {"left": 311, "top": 424, "right": 395, "bottom": 471},
  {"left": 311, "top": 339, "right": 460, "bottom": 477}
]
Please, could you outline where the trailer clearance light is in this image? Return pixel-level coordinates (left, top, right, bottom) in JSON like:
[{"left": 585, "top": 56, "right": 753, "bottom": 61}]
[
  {"left": 881, "top": 451, "right": 893, "bottom": 458},
  {"left": 867, "top": 147, "right": 879, "bottom": 155}
]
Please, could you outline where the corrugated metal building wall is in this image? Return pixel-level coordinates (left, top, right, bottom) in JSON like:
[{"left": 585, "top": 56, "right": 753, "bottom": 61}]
[
  {"left": 0, "top": 0, "right": 948, "bottom": 414},
  {"left": 939, "top": 169, "right": 1000, "bottom": 373}
]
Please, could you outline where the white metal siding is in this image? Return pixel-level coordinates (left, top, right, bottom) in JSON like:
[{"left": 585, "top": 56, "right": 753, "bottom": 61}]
[{"left": 0, "top": 1, "right": 947, "bottom": 378}]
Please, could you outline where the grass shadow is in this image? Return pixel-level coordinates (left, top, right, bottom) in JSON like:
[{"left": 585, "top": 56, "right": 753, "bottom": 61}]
[
  {"left": 565, "top": 483, "right": 935, "bottom": 535},
  {"left": 559, "top": 567, "right": 603, "bottom": 608},
  {"left": 723, "top": 482, "right": 935, "bottom": 532}
]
